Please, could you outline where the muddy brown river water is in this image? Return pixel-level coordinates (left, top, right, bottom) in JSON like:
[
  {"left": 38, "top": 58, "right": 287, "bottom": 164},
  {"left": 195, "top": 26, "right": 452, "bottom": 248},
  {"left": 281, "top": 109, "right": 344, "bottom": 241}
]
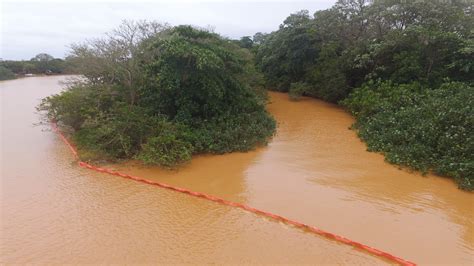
[{"left": 1, "top": 76, "right": 473, "bottom": 264}]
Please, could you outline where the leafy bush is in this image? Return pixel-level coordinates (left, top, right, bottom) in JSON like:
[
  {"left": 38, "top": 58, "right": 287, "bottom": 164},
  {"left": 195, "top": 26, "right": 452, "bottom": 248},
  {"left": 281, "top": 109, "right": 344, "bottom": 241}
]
[
  {"left": 341, "top": 80, "right": 425, "bottom": 118},
  {"left": 0, "top": 66, "right": 15, "bottom": 80},
  {"left": 190, "top": 110, "right": 276, "bottom": 153},
  {"left": 39, "top": 82, "right": 115, "bottom": 130},
  {"left": 288, "top": 82, "right": 309, "bottom": 101},
  {"left": 343, "top": 81, "right": 474, "bottom": 190},
  {"left": 137, "top": 131, "right": 193, "bottom": 168},
  {"left": 305, "top": 43, "right": 349, "bottom": 102},
  {"left": 72, "top": 105, "right": 168, "bottom": 158},
  {"left": 255, "top": 10, "right": 317, "bottom": 92}
]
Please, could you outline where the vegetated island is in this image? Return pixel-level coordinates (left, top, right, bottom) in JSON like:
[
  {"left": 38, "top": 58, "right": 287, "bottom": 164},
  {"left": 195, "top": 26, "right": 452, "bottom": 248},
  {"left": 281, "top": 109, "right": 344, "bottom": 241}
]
[
  {"left": 39, "top": 23, "right": 276, "bottom": 168},
  {"left": 40, "top": 0, "right": 473, "bottom": 191}
]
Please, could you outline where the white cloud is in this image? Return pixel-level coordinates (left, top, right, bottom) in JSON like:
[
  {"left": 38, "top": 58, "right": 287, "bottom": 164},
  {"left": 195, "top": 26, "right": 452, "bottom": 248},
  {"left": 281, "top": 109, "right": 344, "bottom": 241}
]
[{"left": 1, "top": 1, "right": 335, "bottom": 60}]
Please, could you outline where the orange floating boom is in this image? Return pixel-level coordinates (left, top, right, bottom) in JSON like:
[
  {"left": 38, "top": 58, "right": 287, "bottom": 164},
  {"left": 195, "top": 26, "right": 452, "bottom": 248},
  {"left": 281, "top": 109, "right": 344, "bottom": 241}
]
[{"left": 51, "top": 121, "right": 416, "bottom": 266}]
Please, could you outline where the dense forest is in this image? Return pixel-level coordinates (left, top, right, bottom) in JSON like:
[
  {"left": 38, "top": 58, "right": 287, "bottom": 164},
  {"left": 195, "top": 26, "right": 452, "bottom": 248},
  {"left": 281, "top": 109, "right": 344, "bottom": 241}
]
[
  {"left": 40, "top": 0, "right": 473, "bottom": 190},
  {"left": 0, "top": 53, "right": 74, "bottom": 80},
  {"left": 253, "top": 0, "right": 473, "bottom": 190},
  {"left": 40, "top": 22, "right": 275, "bottom": 167}
]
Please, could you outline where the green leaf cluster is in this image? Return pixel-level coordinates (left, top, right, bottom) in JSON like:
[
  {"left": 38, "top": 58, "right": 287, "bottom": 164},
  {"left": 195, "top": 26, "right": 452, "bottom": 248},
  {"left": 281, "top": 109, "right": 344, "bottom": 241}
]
[
  {"left": 343, "top": 81, "right": 473, "bottom": 190},
  {"left": 0, "top": 66, "right": 16, "bottom": 80}
]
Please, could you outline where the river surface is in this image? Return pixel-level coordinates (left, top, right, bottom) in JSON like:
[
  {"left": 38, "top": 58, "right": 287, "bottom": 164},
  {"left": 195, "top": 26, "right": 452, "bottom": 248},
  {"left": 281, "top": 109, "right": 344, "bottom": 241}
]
[{"left": 1, "top": 76, "right": 473, "bottom": 264}]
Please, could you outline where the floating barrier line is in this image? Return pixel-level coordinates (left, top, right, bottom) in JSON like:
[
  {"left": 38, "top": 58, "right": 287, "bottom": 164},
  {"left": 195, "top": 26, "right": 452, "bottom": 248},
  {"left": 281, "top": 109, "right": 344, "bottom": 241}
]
[{"left": 51, "top": 121, "right": 416, "bottom": 266}]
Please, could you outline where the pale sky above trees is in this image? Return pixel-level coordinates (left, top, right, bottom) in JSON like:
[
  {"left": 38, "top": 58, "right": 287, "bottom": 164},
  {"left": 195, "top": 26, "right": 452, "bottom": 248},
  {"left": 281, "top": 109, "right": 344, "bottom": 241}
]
[{"left": 1, "top": 0, "right": 335, "bottom": 60}]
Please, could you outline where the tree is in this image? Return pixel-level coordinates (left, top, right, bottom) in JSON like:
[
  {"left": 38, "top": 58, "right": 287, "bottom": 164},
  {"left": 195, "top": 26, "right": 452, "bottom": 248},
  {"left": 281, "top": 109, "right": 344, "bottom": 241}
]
[
  {"left": 238, "top": 36, "right": 253, "bottom": 49},
  {"left": 31, "top": 53, "right": 54, "bottom": 62},
  {"left": 30, "top": 53, "right": 54, "bottom": 73},
  {"left": 256, "top": 10, "right": 317, "bottom": 91},
  {"left": 142, "top": 26, "right": 276, "bottom": 153},
  {"left": 252, "top": 32, "right": 267, "bottom": 45},
  {"left": 68, "top": 20, "right": 170, "bottom": 105},
  {"left": 0, "top": 66, "right": 15, "bottom": 80}
]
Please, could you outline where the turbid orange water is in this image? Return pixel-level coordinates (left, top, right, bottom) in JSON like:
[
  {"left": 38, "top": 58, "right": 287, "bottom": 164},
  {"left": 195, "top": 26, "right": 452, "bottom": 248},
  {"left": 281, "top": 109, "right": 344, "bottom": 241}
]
[{"left": 1, "top": 76, "right": 473, "bottom": 264}]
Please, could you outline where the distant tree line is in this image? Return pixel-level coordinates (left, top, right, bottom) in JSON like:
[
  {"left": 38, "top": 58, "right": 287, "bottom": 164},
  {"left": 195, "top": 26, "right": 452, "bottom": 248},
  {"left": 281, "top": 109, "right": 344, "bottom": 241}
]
[
  {"left": 253, "top": 0, "right": 473, "bottom": 189},
  {"left": 0, "top": 53, "right": 76, "bottom": 80}
]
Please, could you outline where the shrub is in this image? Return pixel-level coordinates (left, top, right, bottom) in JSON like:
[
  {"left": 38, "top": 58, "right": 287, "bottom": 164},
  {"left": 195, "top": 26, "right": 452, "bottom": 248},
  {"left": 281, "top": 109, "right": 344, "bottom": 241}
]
[
  {"left": 341, "top": 80, "right": 425, "bottom": 118},
  {"left": 288, "top": 82, "right": 309, "bottom": 101},
  {"left": 38, "top": 82, "right": 115, "bottom": 130},
  {"left": 138, "top": 133, "right": 193, "bottom": 168},
  {"left": 344, "top": 81, "right": 474, "bottom": 190},
  {"left": 0, "top": 66, "right": 15, "bottom": 80}
]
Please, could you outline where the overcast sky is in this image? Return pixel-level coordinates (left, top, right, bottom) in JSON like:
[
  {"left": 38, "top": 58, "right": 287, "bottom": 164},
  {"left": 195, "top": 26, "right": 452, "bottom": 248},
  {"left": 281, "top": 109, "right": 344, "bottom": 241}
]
[{"left": 1, "top": 0, "right": 335, "bottom": 60}]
